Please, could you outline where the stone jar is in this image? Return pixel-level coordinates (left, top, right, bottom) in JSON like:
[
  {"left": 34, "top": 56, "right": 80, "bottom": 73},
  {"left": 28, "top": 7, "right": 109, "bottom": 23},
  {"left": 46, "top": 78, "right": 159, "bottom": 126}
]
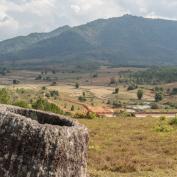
[{"left": 0, "top": 105, "right": 89, "bottom": 177}]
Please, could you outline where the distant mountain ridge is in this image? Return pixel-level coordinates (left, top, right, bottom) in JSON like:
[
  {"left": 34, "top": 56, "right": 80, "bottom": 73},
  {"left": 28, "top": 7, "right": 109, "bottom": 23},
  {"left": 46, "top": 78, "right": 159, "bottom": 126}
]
[{"left": 1, "top": 14, "right": 177, "bottom": 67}]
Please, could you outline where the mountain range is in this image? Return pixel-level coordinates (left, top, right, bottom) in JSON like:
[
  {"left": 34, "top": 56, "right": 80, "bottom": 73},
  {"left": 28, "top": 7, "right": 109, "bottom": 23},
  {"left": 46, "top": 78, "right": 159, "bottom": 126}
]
[{"left": 1, "top": 14, "right": 177, "bottom": 68}]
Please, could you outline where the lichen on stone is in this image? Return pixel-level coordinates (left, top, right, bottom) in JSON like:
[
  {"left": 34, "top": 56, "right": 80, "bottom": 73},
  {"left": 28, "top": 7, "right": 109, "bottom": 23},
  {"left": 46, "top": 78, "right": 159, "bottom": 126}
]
[{"left": 0, "top": 104, "right": 89, "bottom": 177}]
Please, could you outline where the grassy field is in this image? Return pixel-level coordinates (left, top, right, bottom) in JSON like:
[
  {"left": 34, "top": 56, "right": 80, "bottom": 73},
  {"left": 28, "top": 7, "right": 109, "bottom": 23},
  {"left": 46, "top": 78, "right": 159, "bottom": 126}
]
[
  {"left": 79, "top": 117, "right": 177, "bottom": 177},
  {"left": 2, "top": 67, "right": 177, "bottom": 176}
]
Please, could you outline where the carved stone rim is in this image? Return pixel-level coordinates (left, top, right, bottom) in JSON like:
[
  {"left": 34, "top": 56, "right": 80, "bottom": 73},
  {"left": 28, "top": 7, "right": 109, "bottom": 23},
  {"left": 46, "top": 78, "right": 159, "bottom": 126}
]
[{"left": 0, "top": 104, "right": 82, "bottom": 128}]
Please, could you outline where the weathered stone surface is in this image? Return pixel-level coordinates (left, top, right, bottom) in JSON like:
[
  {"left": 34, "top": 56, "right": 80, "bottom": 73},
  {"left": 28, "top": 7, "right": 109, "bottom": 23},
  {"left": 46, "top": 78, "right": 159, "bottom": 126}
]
[{"left": 0, "top": 104, "right": 89, "bottom": 177}]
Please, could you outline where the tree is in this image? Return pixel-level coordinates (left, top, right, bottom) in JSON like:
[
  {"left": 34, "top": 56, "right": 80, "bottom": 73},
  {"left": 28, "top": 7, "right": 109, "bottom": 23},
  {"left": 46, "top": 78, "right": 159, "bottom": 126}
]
[
  {"left": 35, "top": 75, "right": 42, "bottom": 80},
  {"left": 137, "top": 89, "right": 143, "bottom": 100},
  {"left": 171, "top": 88, "right": 177, "bottom": 95},
  {"left": 71, "top": 105, "right": 75, "bottom": 111},
  {"left": 75, "top": 82, "right": 79, "bottom": 89},
  {"left": 155, "top": 92, "right": 163, "bottom": 102},
  {"left": 115, "top": 88, "right": 119, "bottom": 94},
  {"left": 93, "top": 73, "right": 98, "bottom": 78},
  {"left": 78, "top": 96, "right": 86, "bottom": 102},
  {"left": 52, "top": 70, "right": 56, "bottom": 74},
  {"left": 13, "top": 79, "right": 20, "bottom": 85}
]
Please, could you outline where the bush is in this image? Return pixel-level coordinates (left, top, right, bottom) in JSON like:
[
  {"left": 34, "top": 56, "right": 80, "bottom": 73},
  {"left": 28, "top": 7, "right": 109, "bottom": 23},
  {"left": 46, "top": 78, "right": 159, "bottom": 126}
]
[
  {"left": 13, "top": 100, "right": 30, "bottom": 109},
  {"left": 71, "top": 105, "right": 75, "bottom": 111},
  {"left": 120, "top": 111, "right": 135, "bottom": 117},
  {"left": 78, "top": 96, "right": 86, "bottom": 102},
  {"left": 151, "top": 103, "right": 160, "bottom": 109},
  {"left": 93, "top": 73, "right": 98, "bottom": 78},
  {"left": 155, "top": 116, "right": 173, "bottom": 132},
  {"left": 32, "top": 98, "right": 63, "bottom": 114},
  {"left": 155, "top": 87, "right": 164, "bottom": 92},
  {"left": 137, "top": 89, "right": 143, "bottom": 100},
  {"left": 127, "top": 84, "right": 138, "bottom": 91},
  {"left": 16, "top": 88, "right": 25, "bottom": 94},
  {"left": 74, "top": 113, "right": 87, "bottom": 119},
  {"left": 155, "top": 124, "right": 173, "bottom": 132},
  {"left": 107, "top": 100, "right": 111, "bottom": 104},
  {"left": 0, "top": 88, "right": 11, "bottom": 104},
  {"left": 113, "top": 88, "right": 119, "bottom": 94},
  {"left": 75, "top": 82, "right": 79, "bottom": 89},
  {"left": 87, "top": 112, "right": 98, "bottom": 119},
  {"left": 169, "top": 117, "right": 177, "bottom": 125},
  {"left": 112, "top": 100, "right": 122, "bottom": 108},
  {"left": 110, "top": 77, "right": 116, "bottom": 85},
  {"left": 155, "top": 92, "right": 163, "bottom": 102},
  {"left": 50, "top": 81, "right": 57, "bottom": 86},
  {"left": 41, "top": 86, "right": 47, "bottom": 90},
  {"left": 74, "top": 112, "right": 99, "bottom": 119},
  {"left": 13, "top": 79, "right": 20, "bottom": 85},
  {"left": 35, "top": 75, "right": 42, "bottom": 80},
  {"left": 50, "top": 90, "right": 59, "bottom": 97},
  {"left": 171, "top": 88, "right": 177, "bottom": 95}
]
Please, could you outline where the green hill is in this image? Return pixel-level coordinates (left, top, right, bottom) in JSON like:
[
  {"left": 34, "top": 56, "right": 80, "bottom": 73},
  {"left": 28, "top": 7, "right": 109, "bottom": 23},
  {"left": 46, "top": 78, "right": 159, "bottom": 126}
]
[{"left": 1, "top": 15, "right": 177, "bottom": 68}]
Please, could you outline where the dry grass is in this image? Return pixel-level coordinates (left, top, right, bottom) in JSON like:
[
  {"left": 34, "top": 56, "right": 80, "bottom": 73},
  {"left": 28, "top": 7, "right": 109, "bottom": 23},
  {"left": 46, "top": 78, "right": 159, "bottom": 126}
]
[{"left": 79, "top": 117, "right": 177, "bottom": 177}]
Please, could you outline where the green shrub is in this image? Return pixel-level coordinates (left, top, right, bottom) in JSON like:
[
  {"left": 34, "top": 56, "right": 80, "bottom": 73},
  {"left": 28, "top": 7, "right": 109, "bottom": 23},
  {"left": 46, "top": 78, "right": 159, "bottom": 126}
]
[
  {"left": 32, "top": 98, "right": 63, "bottom": 114},
  {"left": 127, "top": 84, "right": 138, "bottom": 91},
  {"left": 71, "top": 105, "right": 75, "bottom": 111},
  {"left": 78, "top": 96, "right": 86, "bottom": 102},
  {"left": 35, "top": 75, "right": 42, "bottom": 80},
  {"left": 50, "top": 90, "right": 59, "bottom": 97},
  {"left": 169, "top": 117, "right": 177, "bottom": 125},
  {"left": 112, "top": 100, "right": 122, "bottom": 108},
  {"left": 13, "top": 100, "right": 30, "bottom": 109},
  {"left": 113, "top": 88, "right": 119, "bottom": 94},
  {"left": 171, "top": 88, "right": 177, "bottom": 95},
  {"left": 41, "top": 86, "right": 47, "bottom": 90},
  {"left": 0, "top": 88, "right": 11, "bottom": 104},
  {"left": 75, "top": 82, "right": 79, "bottom": 89},
  {"left": 110, "top": 77, "right": 116, "bottom": 85},
  {"left": 160, "top": 116, "right": 166, "bottom": 121},
  {"left": 16, "top": 88, "right": 25, "bottom": 94},
  {"left": 155, "top": 124, "right": 173, "bottom": 132},
  {"left": 45, "top": 93, "right": 51, "bottom": 98},
  {"left": 155, "top": 116, "right": 173, "bottom": 132},
  {"left": 137, "top": 89, "right": 144, "bottom": 100},
  {"left": 87, "top": 112, "right": 98, "bottom": 119},
  {"left": 74, "top": 112, "right": 99, "bottom": 119},
  {"left": 50, "top": 81, "right": 57, "bottom": 86},
  {"left": 13, "top": 79, "right": 20, "bottom": 85},
  {"left": 74, "top": 113, "right": 86, "bottom": 119},
  {"left": 151, "top": 103, "right": 160, "bottom": 109}
]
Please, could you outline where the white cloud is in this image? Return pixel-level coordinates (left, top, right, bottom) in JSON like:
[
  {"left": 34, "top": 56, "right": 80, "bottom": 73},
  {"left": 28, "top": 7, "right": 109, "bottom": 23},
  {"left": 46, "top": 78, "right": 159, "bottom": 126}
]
[
  {"left": 71, "top": 4, "right": 81, "bottom": 13},
  {"left": 0, "top": 0, "right": 177, "bottom": 40}
]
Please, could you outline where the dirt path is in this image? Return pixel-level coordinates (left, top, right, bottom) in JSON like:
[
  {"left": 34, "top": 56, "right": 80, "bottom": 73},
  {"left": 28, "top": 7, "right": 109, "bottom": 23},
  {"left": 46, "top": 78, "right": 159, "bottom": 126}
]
[{"left": 60, "top": 98, "right": 114, "bottom": 116}]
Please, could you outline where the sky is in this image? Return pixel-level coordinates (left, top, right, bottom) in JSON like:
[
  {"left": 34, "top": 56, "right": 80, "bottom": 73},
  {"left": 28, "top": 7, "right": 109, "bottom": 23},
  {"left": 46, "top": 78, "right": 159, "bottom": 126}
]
[{"left": 0, "top": 0, "right": 177, "bottom": 40}]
